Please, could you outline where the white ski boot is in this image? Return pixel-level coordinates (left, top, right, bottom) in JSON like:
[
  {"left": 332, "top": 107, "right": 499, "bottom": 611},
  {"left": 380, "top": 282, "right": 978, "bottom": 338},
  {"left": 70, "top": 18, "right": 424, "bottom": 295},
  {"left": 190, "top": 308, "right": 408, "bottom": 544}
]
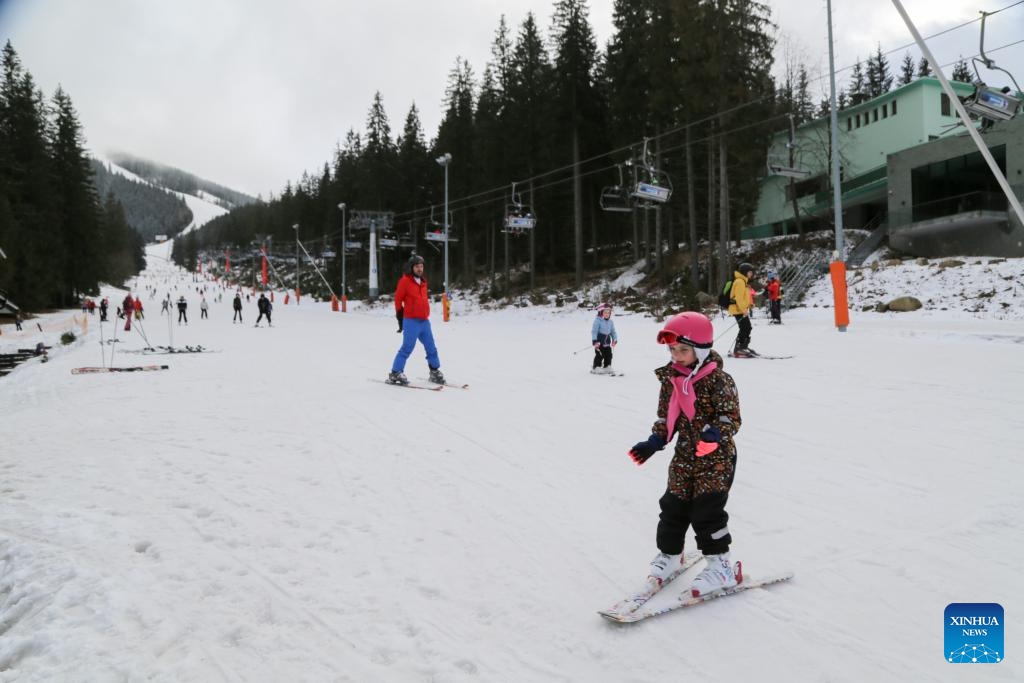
[
  {"left": 690, "top": 552, "right": 740, "bottom": 597},
  {"left": 648, "top": 552, "right": 683, "bottom": 585}
]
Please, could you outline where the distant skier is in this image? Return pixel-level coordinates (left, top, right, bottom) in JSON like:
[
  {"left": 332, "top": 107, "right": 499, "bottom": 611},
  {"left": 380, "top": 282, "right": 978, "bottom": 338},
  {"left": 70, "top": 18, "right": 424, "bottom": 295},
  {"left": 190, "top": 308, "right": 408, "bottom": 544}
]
[
  {"left": 160, "top": 299, "right": 170, "bottom": 315},
  {"left": 232, "top": 293, "right": 243, "bottom": 323},
  {"left": 387, "top": 254, "right": 444, "bottom": 386},
  {"left": 122, "top": 293, "right": 135, "bottom": 332},
  {"left": 134, "top": 296, "right": 144, "bottom": 320},
  {"left": 99, "top": 298, "right": 108, "bottom": 321},
  {"left": 177, "top": 296, "right": 188, "bottom": 325},
  {"left": 766, "top": 271, "right": 782, "bottom": 325},
  {"left": 727, "top": 262, "right": 757, "bottom": 357},
  {"left": 14, "top": 311, "right": 23, "bottom": 331},
  {"left": 590, "top": 303, "right": 618, "bottom": 375},
  {"left": 255, "top": 293, "right": 272, "bottom": 327},
  {"left": 200, "top": 296, "right": 209, "bottom": 319},
  {"left": 627, "top": 311, "right": 743, "bottom": 597}
]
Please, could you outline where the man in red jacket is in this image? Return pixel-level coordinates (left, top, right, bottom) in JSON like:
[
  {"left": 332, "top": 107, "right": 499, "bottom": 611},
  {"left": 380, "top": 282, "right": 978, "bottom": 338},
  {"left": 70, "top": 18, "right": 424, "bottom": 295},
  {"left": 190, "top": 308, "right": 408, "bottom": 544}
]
[{"left": 388, "top": 255, "right": 444, "bottom": 385}]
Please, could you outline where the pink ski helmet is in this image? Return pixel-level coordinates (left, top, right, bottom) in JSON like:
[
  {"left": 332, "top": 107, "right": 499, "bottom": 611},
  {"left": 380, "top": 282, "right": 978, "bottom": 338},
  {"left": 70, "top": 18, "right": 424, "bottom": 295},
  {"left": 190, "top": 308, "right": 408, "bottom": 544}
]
[
  {"left": 656, "top": 311, "right": 713, "bottom": 348},
  {"left": 595, "top": 302, "right": 612, "bottom": 313}
]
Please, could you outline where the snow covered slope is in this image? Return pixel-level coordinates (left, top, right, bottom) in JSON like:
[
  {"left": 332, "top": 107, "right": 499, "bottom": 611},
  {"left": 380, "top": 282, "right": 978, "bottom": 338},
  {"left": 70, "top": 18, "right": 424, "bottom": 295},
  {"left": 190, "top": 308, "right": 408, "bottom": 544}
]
[{"left": 1, "top": 246, "right": 1021, "bottom": 681}]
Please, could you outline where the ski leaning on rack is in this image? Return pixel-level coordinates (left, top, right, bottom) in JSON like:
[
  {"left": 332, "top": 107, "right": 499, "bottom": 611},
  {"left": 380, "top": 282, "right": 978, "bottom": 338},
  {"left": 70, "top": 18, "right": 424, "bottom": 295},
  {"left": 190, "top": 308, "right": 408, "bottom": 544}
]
[
  {"left": 598, "top": 553, "right": 703, "bottom": 621},
  {"left": 72, "top": 365, "right": 169, "bottom": 375},
  {"left": 369, "top": 378, "right": 444, "bottom": 391},
  {"left": 600, "top": 566, "right": 794, "bottom": 623}
]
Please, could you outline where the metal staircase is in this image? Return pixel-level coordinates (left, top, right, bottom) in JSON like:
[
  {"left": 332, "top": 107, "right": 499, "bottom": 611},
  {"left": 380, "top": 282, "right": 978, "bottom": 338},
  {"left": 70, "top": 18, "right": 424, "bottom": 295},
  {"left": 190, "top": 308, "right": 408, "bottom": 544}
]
[
  {"left": 846, "top": 215, "right": 888, "bottom": 268},
  {"left": 776, "top": 254, "right": 825, "bottom": 310}
]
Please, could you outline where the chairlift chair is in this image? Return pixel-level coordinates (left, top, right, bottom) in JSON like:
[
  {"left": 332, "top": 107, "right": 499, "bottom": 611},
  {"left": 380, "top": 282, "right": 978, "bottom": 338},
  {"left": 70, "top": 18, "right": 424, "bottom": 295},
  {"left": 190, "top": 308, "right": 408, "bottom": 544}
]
[
  {"left": 379, "top": 232, "right": 399, "bottom": 249},
  {"left": 398, "top": 231, "right": 416, "bottom": 248},
  {"left": 959, "top": 11, "right": 1023, "bottom": 127},
  {"left": 599, "top": 165, "right": 635, "bottom": 212},
  {"left": 503, "top": 183, "right": 537, "bottom": 234},
  {"left": 630, "top": 167, "right": 672, "bottom": 205},
  {"left": 503, "top": 205, "right": 536, "bottom": 232},
  {"left": 628, "top": 139, "right": 672, "bottom": 206},
  {"left": 766, "top": 114, "right": 810, "bottom": 180}
]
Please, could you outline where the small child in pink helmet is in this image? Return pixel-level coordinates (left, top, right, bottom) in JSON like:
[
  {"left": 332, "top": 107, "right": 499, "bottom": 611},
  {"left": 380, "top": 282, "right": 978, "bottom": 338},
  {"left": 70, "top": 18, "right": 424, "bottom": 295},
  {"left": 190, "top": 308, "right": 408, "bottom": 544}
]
[
  {"left": 627, "top": 311, "right": 744, "bottom": 598},
  {"left": 590, "top": 303, "right": 618, "bottom": 375}
]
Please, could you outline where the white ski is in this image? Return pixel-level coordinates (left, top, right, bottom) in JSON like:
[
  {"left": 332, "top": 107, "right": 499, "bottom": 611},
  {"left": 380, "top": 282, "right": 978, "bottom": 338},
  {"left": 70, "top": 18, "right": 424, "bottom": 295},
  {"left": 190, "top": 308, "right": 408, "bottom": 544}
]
[
  {"left": 369, "top": 378, "right": 443, "bottom": 392},
  {"left": 598, "top": 553, "right": 703, "bottom": 620},
  {"left": 600, "top": 568, "right": 794, "bottom": 623}
]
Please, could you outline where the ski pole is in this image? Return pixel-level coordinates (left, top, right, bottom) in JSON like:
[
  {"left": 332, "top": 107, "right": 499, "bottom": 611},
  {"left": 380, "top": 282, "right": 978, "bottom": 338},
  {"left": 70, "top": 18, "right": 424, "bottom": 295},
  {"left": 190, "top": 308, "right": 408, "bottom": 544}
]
[
  {"left": 572, "top": 345, "right": 596, "bottom": 356},
  {"left": 714, "top": 319, "right": 738, "bottom": 344}
]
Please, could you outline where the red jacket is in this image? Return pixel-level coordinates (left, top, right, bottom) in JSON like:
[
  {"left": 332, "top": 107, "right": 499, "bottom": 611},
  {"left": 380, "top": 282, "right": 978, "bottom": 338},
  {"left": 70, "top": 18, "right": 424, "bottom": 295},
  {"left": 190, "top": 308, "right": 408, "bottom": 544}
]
[
  {"left": 394, "top": 274, "right": 430, "bottom": 320},
  {"left": 766, "top": 280, "right": 781, "bottom": 301}
]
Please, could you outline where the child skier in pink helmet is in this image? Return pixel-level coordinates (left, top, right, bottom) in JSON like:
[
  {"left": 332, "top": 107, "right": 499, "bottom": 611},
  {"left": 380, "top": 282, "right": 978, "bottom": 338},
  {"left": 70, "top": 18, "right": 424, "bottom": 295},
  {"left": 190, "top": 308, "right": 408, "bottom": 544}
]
[{"left": 627, "top": 311, "right": 743, "bottom": 597}]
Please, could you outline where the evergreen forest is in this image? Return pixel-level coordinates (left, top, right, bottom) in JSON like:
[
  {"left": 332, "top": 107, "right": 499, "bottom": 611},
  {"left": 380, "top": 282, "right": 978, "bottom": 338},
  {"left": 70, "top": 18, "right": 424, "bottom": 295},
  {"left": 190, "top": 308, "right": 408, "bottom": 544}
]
[{"left": 0, "top": 41, "right": 144, "bottom": 311}]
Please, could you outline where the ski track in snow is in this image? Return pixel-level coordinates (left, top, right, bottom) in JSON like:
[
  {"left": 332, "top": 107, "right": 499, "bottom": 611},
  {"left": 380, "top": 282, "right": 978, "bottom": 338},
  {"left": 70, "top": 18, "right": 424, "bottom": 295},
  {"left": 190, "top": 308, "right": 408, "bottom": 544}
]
[{"left": 1, "top": 244, "right": 1023, "bottom": 681}]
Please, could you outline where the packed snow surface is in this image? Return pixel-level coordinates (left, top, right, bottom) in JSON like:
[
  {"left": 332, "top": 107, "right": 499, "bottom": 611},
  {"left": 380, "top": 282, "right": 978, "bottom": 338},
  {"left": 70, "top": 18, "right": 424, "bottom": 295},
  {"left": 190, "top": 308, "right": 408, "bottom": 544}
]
[{"left": 1, "top": 242, "right": 1022, "bottom": 681}]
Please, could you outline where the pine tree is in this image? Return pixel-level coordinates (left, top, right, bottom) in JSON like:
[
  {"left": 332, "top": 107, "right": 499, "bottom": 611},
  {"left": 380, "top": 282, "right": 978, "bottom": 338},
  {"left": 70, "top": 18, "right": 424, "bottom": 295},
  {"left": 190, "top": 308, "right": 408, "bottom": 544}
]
[
  {"left": 549, "top": 0, "right": 603, "bottom": 286},
  {"left": 950, "top": 58, "right": 972, "bottom": 83},
  {"left": 48, "top": 86, "right": 102, "bottom": 303},
  {"left": 362, "top": 92, "right": 397, "bottom": 210},
  {"left": 433, "top": 57, "right": 476, "bottom": 286},
  {"left": 395, "top": 103, "right": 430, "bottom": 216},
  {"left": 1, "top": 41, "right": 58, "bottom": 309},
  {"left": 865, "top": 44, "right": 893, "bottom": 97},
  {"left": 917, "top": 56, "right": 932, "bottom": 78},
  {"left": 849, "top": 60, "right": 866, "bottom": 102},
  {"left": 898, "top": 52, "right": 915, "bottom": 86}
]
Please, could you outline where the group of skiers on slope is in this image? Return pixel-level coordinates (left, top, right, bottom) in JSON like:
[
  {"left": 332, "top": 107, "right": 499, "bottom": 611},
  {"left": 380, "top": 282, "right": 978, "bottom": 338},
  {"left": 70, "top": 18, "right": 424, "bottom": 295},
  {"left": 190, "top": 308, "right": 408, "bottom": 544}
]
[
  {"left": 231, "top": 292, "right": 273, "bottom": 326},
  {"left": 112, "top": 291, "right": 275, "bottom": 330}
]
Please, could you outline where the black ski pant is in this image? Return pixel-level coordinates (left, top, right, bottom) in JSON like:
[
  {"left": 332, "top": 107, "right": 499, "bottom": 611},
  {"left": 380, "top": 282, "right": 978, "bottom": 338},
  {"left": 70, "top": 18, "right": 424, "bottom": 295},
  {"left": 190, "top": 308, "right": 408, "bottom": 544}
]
[
  {"left": 592, "top": 346, "right": 613, "bottom": 369},
  {"left": 178, "top": 310, "right": 187, "bottom": 324},
  {"left": 770, "top": 300, "right": 781, "bottom": 323},
  {"left": 256, "top": 312, "right": 271, "bottom": 325},
  {"left": 200, "top": 309, "right": 208, "bottom": 319},
  {"left": 233, "top": 309, "right": 242, "bottom": 322},
  {"left": 734, "top": 314, "right": 752, "bottom": 350},
  {"left": 656, "top": 489, "right": 732, "bottom": 557}
]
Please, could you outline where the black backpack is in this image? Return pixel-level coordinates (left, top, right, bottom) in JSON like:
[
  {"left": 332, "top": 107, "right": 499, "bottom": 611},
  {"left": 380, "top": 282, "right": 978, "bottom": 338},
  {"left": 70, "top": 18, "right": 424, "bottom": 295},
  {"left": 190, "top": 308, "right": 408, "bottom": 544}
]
[{"left": 718, "top": 280, "right": 734, "bottom": 309}]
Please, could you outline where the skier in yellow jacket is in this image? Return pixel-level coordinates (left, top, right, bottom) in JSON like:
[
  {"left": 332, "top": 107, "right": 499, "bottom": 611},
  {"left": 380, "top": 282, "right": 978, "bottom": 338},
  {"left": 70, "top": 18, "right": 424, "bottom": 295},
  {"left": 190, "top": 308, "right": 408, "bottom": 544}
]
[{"left": 728, "top": 263, "right": 757, "bottom": 357}]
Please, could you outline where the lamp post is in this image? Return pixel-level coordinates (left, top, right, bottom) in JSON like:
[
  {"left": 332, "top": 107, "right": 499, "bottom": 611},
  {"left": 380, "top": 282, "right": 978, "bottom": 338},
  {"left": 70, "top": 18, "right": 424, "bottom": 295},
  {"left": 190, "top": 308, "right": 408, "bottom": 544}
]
[
  {"left": 435, "top": 152, "right": 452, "bottom": 322},
  {"left": 338, "top": 203, "right": 347, "bottom": 312},
  {"left": 292, "top": 223, "right": 300, "bottom": 304}
]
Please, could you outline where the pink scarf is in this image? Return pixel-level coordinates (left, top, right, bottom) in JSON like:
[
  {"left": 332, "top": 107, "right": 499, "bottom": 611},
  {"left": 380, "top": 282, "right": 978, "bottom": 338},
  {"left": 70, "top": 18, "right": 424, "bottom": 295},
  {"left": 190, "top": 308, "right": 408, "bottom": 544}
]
[{"left": 666, "top": 360, "right": 717, "bottom": 441}]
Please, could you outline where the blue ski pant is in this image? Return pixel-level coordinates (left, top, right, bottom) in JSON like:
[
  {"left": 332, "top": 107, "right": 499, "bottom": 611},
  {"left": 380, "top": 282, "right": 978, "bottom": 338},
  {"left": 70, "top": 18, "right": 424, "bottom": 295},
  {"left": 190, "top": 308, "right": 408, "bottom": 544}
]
[{"left": 391, "top": 317, "right": 440, "bottom": 372}]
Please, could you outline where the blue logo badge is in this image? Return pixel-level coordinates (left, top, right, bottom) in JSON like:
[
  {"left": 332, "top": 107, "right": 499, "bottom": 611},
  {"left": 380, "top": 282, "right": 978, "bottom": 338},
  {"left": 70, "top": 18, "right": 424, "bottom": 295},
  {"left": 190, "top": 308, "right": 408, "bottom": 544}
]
[{"left": 945, "top": 603, "right": 1003, "bottom": 663}]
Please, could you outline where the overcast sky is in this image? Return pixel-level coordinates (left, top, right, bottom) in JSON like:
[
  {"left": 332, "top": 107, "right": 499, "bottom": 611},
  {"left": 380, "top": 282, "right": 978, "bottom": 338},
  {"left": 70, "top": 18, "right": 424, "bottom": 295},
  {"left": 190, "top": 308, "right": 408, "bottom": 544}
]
[{"left": 1, "top": 0, "right": 1021, "bottom": 198}]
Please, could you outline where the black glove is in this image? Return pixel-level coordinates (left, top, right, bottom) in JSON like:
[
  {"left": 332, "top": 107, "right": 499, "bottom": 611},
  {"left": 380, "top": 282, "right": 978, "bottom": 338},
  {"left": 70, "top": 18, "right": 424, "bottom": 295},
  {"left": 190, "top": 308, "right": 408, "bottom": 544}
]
[
  {"left": 396, "top": 309, "right": 403, "bottom": 333},
  {"left": 629, "top": 433, "right": 667, "bottom": 465},
  {"left": 701, "top": 425, "right": 721, "bottom": 443}
]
